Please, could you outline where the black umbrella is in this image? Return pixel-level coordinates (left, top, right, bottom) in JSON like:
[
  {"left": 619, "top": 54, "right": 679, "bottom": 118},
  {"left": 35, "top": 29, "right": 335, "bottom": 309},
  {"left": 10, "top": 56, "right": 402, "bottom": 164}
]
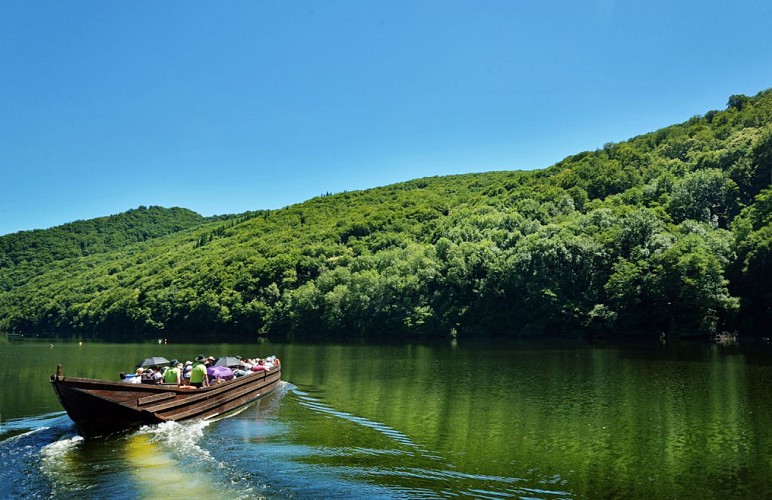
[
  {"left": 136, "top": 356, "right": 170, "bottom": 368},
  {"left": 213, "top": 356, "right": 244, "bottom": 368}
]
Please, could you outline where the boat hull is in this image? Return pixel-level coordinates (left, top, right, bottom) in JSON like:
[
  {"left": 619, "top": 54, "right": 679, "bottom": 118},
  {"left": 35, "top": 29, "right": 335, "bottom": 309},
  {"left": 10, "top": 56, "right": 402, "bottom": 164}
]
[{"left": 51, "top": 366, "right": 281, "bottom": 437}]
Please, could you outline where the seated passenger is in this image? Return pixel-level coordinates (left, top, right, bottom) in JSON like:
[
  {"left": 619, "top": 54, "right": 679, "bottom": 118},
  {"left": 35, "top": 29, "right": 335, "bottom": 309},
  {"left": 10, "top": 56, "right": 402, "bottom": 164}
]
[
  {"left": 181, "top": 361, "right": 192, "bottom": 383},
  {"left": 126, "top": 368, "right": 144, "bottom": 383},
  {"left": 143, "top": 368, "right": 160, "bottom": 383},
  {"left": 251, "top": 359, "right": 270, "bottom": 372}
]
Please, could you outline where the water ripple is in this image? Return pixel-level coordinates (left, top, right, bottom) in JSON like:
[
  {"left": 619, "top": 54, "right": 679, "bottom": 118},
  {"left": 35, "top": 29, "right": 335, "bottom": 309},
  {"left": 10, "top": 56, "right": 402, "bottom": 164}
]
[
  {"left": 294, "top": 389, "right": 441, "bottom": 459},
  {"left": 288, "top": 389, "right": 570, "bottom": 499},
  {"left": 0, "top": 411, "right": 70, "bottom": 442}
]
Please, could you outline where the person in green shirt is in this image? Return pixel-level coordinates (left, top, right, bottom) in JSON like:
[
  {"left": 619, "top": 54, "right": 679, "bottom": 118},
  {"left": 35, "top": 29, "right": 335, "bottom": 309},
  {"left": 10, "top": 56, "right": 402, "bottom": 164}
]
[
  {"left": 164, "top": 361, "right": 182, "bottom": 385},
  {"left": 190, "top": 355, "right": 209, "bottom": 388}
]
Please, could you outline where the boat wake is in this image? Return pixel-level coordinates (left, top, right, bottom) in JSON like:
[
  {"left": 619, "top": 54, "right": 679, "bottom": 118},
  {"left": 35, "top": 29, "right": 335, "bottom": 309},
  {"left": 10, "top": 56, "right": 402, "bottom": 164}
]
[
  {"left": 293, "top": 388, "right": 442, "bottom": 460},
  {"left": 128, "top": 390, "right": 292, "bottom": 500},
  {"left": 19, "top": 383, "right": 293, "bottom": 499},
  {"left": 288, "top": 388, "right": 573, "bottom": 498},
  {"left": 0, "top": 411, "right": 71, "bottom": 442},
  {"left": 0, "top": 413, "right": 81, "bottom": 498},
  {"left": 124, "top": 420, "right": 242, "bottom": 497},
  {"left": 4, "top": 381, "right": 572, "bottom": 498}
]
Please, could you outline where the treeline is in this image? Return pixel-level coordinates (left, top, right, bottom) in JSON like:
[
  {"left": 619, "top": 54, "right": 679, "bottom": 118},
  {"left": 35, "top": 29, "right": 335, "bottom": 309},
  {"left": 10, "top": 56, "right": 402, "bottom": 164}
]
[
  {"left": 0, "top": 206, "right": 212, "bottom": 292},
  {"left": 1, "top": 90, "right": 770, "bottom": 341}
]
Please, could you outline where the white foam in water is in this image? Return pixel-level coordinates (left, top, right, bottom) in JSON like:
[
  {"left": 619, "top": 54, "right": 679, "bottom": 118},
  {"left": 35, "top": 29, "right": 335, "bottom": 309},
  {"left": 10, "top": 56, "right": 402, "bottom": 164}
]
[
  {"left": 141, "top": 419, "right": 211, "bottom": 451},
  {"left": 127, "top": 420, "right": 254, "bottom": 498},
  {"left": 39, "top": 434, "right": 86, "bottom": 487},
  {"left": 40, "top": 434, "right": 85, "bottom": 459},
  {"left": 124, "top": 431, "right": 210, "bottom": 494}
]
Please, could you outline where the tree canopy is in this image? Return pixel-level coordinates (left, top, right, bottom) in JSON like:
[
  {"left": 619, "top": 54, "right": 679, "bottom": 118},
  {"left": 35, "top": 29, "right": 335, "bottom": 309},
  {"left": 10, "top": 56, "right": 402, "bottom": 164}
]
[{"left": 2, "top": 90, "right": 771, "bottom": 341}]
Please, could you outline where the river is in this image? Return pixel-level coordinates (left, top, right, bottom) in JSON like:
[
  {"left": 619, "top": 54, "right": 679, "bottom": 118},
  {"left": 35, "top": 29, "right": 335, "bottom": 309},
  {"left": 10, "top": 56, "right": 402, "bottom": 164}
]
[{"left": 1, "top": 338, "right": 771, "bottom": 498}]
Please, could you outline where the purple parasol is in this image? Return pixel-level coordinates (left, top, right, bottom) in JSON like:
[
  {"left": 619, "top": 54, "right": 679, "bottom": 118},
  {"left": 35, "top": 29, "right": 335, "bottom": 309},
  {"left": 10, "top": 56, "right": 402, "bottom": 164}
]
[{"left": 207, "top": 366, "right": 234, "bottom": 381}]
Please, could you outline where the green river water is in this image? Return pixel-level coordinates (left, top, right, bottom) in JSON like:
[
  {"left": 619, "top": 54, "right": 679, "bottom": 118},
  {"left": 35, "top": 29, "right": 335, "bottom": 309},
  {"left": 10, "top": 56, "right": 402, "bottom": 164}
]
[{"left": 1, "top": 338, "right": 770, "bottom": 498}]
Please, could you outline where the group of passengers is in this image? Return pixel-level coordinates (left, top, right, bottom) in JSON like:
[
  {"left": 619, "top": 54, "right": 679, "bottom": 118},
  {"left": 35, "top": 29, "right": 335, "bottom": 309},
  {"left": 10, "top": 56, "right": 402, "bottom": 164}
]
[
  {"left": 120, "top": 354, "right": 280, "bottom": 389},
  {"left": 232, "top": 356, "right": 279, "bottom": 377}
]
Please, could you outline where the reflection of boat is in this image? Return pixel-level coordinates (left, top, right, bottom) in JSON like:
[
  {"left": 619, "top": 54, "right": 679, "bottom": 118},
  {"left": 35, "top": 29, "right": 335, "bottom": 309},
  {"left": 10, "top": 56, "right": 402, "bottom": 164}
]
[{"left": 50, "top": 364, "right": 281, "bottom": 437}]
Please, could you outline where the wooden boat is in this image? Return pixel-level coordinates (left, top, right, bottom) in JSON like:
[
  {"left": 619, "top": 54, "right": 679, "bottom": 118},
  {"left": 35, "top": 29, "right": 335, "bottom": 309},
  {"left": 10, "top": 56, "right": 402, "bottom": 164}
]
[{"left": 50, "top": 364, "right": 282, "bottom": 437}]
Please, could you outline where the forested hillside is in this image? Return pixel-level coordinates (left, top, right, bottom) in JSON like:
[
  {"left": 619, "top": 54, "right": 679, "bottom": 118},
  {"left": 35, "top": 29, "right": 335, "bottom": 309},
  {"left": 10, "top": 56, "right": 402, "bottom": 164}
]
[
  {"left": 1, "top": 90, "right": 771, "bottom": 341},
  {"left": 0, "top": 206, "right": 212, "bottom": 291}
]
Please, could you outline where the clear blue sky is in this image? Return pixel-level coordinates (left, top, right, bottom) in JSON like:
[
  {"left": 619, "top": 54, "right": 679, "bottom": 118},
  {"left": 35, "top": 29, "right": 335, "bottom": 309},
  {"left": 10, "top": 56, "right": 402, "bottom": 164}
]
[{"left": 2, "top": 1, "right": 771, "bottom": 236}]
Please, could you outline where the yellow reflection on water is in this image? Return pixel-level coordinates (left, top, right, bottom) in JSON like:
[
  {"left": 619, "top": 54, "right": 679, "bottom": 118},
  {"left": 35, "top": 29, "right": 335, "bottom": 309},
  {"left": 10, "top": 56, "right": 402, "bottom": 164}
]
[{"left": 124, "top": 422, "right": 242, "bottom": 498}]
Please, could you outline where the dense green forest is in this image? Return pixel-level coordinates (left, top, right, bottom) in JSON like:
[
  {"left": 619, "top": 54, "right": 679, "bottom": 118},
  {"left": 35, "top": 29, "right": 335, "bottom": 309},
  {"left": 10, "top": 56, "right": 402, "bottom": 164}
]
[{"left": 1, "top": 90, "right": 771, "bottom": 341}]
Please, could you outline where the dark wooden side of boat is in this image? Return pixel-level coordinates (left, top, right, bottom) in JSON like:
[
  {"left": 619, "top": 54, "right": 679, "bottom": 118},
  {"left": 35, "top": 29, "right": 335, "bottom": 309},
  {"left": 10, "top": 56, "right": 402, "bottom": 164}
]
[{"left": 51, "top": 364, "right": 282, "bottom": 437}]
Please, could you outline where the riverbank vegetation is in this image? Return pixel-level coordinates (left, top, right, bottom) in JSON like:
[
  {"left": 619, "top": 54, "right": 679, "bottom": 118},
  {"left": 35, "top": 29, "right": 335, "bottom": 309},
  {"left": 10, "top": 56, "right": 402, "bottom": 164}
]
[{"left": 1, "top": 90, "right": 770, "bottom": 341}]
